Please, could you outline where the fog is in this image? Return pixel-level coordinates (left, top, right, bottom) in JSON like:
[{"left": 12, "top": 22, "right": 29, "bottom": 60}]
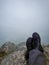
[{"left": 0, "top": 0, "right": 49, "bottom": 45}]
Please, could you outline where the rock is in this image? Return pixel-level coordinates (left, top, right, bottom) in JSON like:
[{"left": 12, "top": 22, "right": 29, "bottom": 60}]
[
  {"left": 1, "top": 45, "right": 26, "bottom": 65},
  {"left": 0, "top": 42, "right": 16, "bottom": 54},
  {"left": 0, "top": 42, "right": 49, "bottom": 65},
  {"left": 44, "top": 45, "right": 49, "bottom": 65}
]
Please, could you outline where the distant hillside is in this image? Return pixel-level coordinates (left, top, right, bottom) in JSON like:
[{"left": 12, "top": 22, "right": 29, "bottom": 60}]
[
  {"left": 16, "top": 42, "right": 26, "bottom": 51},
  {"left": 0, "top": 41, "right": 16, "bottom": 53}
]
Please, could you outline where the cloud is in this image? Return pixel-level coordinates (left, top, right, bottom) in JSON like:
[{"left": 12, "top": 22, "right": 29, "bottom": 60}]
[{"left": 0, "top": 0, "right": 49, "bottom": 44}]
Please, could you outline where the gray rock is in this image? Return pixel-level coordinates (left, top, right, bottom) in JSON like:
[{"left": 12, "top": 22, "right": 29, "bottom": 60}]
[
  {"left": 0, "top": 41, "right": 16, "bottom": 54},
  {"left": 1, "top": 46, "right": 26, "bottom": 65}
]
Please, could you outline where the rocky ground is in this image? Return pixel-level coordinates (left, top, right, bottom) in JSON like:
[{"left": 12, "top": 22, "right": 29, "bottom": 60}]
[
  {"left": 0, "top": 42, "right": 49, "bottom": 65},
  {"left": 44, "top": 45, "right": 49, "bottom": 65}
]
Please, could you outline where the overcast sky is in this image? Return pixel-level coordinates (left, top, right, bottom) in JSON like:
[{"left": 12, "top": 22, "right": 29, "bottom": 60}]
[{"left": 0, "top": 0, "right": 49, "bottom": 45}]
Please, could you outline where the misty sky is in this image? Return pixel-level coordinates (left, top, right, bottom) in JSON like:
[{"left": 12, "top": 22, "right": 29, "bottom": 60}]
[{"left": 0, "top": 0, "right": 49, "bottom": 45}]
